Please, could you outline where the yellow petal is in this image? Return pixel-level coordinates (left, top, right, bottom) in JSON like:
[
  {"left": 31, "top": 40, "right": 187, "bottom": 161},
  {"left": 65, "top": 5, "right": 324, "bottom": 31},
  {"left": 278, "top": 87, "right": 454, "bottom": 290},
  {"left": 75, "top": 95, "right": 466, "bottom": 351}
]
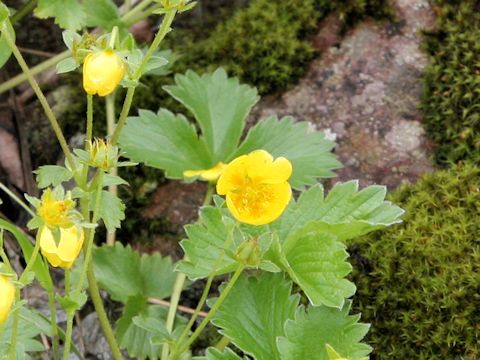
[
  {"left": 217, "top": 155, "right": 248, "bottom": 195},
  {"left": 83, "top": 50, "right": 125, "bottom": 97},
  {"left": 184, "top": 162, "right": 226, "bottom": 182},
  {"left": 226, "top": 182, "right": 292, "bottom": 225},
  {"left": 0, "top": 276, "right": 15, "bottom": 325},
  {"left": 39, "top": 226, "right": 84, "bottom": 269},
  {"left": 245, "top": 150, "right": 292, "bottom": 184}
]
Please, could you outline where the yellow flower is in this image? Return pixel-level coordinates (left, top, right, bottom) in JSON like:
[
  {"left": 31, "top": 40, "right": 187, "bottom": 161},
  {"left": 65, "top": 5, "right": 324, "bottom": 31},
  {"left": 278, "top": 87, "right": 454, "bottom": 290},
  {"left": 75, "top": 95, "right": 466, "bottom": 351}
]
[
  {"left": 38, "top": 189, "right": 75, "bottom": 228},
  {"left": 184, "top": 162, "right": 226, "bottom": 182},
  {"left": 0, "top": 275, "right": 15, "bottom": 325},
  {"left": 83, "top": 50, "right": 125, "bottom": 96},
  {"left": 217, "top": 150, "right": 292, "bottom": 225},
  {"left": 39, "top": 226, "right": 84, "bottom": 269}
]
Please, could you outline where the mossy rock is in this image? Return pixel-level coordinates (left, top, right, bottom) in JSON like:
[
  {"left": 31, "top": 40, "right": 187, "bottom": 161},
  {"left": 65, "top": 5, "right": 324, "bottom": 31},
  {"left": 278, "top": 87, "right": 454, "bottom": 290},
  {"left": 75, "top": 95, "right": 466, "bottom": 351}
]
[
  {"left": 422, "top": 1, "right": 480, "bottom": 165},
  {"left": 350, "top": 164, "right": 480, "bottom": 359}
]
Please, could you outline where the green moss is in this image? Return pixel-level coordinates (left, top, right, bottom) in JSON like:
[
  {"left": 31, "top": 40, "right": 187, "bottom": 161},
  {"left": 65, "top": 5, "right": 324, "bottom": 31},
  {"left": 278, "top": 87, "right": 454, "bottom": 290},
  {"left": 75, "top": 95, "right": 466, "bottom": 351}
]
[
  {"left": 349, "top": 164, "right": 480, "bottom": 359},
  {"left": 422, "top": 1, "right": 480, "bottom": 165}
]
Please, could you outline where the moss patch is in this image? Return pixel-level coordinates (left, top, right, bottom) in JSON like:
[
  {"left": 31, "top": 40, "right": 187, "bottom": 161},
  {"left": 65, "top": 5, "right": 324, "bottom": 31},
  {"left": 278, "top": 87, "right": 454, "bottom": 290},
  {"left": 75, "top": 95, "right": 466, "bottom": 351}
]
[
  {"left": 422, "top": 1, "right": 480, "bottom": 165},
  {"left": 350, "top": 163, "right": 480, "bottom": 359}
]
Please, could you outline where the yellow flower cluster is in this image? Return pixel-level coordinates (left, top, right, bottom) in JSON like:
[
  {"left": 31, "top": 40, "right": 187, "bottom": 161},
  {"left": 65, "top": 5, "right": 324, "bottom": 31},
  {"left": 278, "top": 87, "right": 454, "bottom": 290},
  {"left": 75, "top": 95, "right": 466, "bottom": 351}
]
[
  {"left": 217, "top": 150, "right": 292, "bottom": 225},
  {"left": 83, "top": 50, "right": 125, "bottom": 96},
  {"left": 0, "top": 275, "right": 15, "bottom": 325}
]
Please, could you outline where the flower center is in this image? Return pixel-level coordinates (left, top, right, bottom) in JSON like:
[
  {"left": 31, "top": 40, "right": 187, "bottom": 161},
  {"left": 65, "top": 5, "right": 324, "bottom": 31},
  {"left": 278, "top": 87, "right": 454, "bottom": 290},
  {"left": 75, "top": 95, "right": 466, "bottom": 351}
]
[{"left": 231, "top": 181, "right": 274, "bottom": 217}]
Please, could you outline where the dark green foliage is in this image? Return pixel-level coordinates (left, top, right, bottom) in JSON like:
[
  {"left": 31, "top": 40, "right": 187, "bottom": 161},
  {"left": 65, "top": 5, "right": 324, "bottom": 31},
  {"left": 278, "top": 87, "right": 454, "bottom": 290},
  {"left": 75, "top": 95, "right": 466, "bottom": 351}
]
[
  {"left": 422, "top": 1, "right": 480, "bottom": 165},
  {"left": 349, "top": 164, "right": 480, "bottom": 359}
]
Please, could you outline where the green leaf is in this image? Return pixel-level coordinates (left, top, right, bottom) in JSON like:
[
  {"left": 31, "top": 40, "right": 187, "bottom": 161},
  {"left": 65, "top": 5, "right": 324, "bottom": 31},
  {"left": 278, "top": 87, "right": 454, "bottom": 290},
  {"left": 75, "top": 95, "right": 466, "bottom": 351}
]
[
  {"left": 164, "top": 68, "right": 259, "bottom": 162},
  {"left": 232, "top": 116, "right": 342, "bottom": 189},
  {"left": 83, "top": 0, "right": 120, "bottom": 30},
  {"left": 96, "top": 190, "right": 125, "bottom": 233},
  {"left": 55, "top": 57, "right": 78, "bottom": 74},
  {"left": 212, "top": 273, "right": 299, "bottom": 360},
  {"left": 0, "top": 219, "right": 52, "bottom": 290},
  {"left": 144, "top": 55, "right": 169, "bottom": 75},
  {"left": 281, "top": 229, "right": 356, "bottom": 308},
  {"left": 0, "top": 3, "right": 10, "bottom": 22},
  {"left": 194, "top": 348, "right": 243, "bottom": 360},
  {"left": 176, "top": 205, "right": 238, "bottom": 280},
  {"left": 0, "top": 307, "right": 52, "bottom": 356},
  {"left": 272, "top": 182, "right": 404, "bottom": 244},
  {"left": 116, "top": 296, "right": 186, "bottom": 360},
  {"left": 119, "top": 109, "right": 212, "bottom": 179},
  {"left": 0, "top": 20, "right": 14, "bottom": 70},
  {"left": 277, "top": 302, "right": 371, "bottom": 360},
  {"left": 93, "top": 243, "right": 176, "bottom": 303},
  {"left": 35, "top": 0, "right": 86, "bottom": 30},
  {"left": 34, "top": 165, "right": 72, "bottom": 188}
]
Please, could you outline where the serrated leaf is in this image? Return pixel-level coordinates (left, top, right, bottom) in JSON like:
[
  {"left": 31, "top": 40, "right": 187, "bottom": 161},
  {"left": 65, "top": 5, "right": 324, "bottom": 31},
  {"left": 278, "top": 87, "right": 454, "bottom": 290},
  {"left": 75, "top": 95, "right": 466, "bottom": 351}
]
[
  {"left": 213, "top": 273, "right": 299, "bottom": 360},
  {"left": 34, "top": 165, "right": 72, "bottom": 188},
  {"left": 119, "top": 109, "right": 212, "bottom": 179},
  {"left": 281, "top": 229, "right": 356, "bottom": 308},
  {"left": 83, "top": 0, "right": 119, "bottom": 30},
  {"left": 277, "top": 302, "right": 371, "bottom": 360},
  {"left": 93, "top": 243, "right": 176, "bottom": 303},
  {"left": 0, "top": 20, "right": 14, "bottom": 70},
  {"left": 35, "top": 0, "right": 86, "bottom": 31},
  {"left": 95, "top": 190, "right": 125, "bottom": 233},
  {"left": 56, "top": 57, "right": 78, "bottom": 74},
  {"left": 116, "top": 296, "right": 186, "bottom": 360},
  {"left": 194, "top": 348, "right": 243, "bottom": 360},
  {"left": 232, "top": 116, "right": 342, "bottom": 189},
  {"left": 164, "top": 68, "right": 259, "bottom": 162},
  {"left": 176, "top": 205, "right": 239, "bottom": 280},
  {"left": 272, "top": 182, "right": 404, "bottom": 244}
]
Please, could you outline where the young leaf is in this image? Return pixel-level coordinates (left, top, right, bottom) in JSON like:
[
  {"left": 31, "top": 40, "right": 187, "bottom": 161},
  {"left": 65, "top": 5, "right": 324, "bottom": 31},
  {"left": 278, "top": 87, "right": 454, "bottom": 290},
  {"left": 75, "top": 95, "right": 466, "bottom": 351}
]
[
  {"left": 281, "top": 229, "right": 356, "bottom": 308},
  {"left": 83, "top": 0, "right": 119, "bottom": 30},
  {"left": 272, "top": 182, "right": 404, "bottom": 244},
  {"left": 0, "top": 20, "right": 14, "bottom": 70},
  {"left": 119, "top": 109, "right": 212, "bottom": 179},
  {"left": 212, "top": 273, "right": 299, "bottom": 360},
  {"left": 176, "top": 205, "right": 238, "bottom": 280},
  {"left": 34, "top": 165, "right": 72, "bottom": 188},
  {"left": 194, "top": 348, "right": 244, "bottom": 360},
  {"left": 96, "top": 190, "right": 125, "bottom": 233},
  {"left": 35, "top": 0, "right": 86, "bottom": 31},
  {"left": 93, "top": 243, "right": 176, "bottom": 303},
  {"left": 277, "top": 302, "right": 371, "bottom": 360},
  {"left": 56, "top": 57, "right": 78, "bottom": 74},
  {"left": 232, "top": 116, "right": 342, "bottom": 189},
  {"left": 164, "top": 68, "right": 259, "bottom": 162}
]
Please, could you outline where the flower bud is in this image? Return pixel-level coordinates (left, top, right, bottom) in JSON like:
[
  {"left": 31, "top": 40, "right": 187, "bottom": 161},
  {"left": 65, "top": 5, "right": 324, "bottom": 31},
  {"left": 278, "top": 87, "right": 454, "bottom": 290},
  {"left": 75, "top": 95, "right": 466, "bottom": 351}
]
[
  {"left": 83, "top": 50, "right": 125, "bottom": 96},
  {"left": 88, "top": 138, "right": 118, "bottom": 170},
  {"left": 39, "top": 225, "right": 84, "bottom": 269},
  {"left": 235, "top": 238, "right": 262, "bottom": 267},
  {"left": 0, "top": 276, "right": 15, "bottom": 325}
]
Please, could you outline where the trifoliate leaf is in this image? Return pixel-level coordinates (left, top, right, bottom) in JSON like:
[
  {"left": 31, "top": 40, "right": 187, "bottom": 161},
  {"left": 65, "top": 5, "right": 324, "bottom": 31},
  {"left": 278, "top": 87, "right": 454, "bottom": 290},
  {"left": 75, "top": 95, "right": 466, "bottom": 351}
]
[
  {"left": 212, "top": 273, "right": 299, "bottom": 360},
  {"left": 194, "top": 348, "right": 244, "bottom": 360},
  {"left": 277, "top": 302, "right": 371, "bottom": 360},
  {"left": 0, "top": 19, "right": 14, "bottom": 70},
  {"left": 83, "top": 0, "right": 119, "bottom": 30},
  {"left": 35, "top": 0, "right": 86, "bottom": 31},
  {"left": 176, "top": 205, "right": 239, "bottom": 280},
  {"left": 232, "top": 116, "right": 342, "bottom": 189},
  {"left": 116, "top": 296, "right": 186, "bottom": 359},
  {"left": 119, "top": 109, "right": 212, "bottom": 179},
  {"left": 272, "top": 182, "right": 404, "bottom": 244},
  {"left": 34, "top": 165, "right": 72, "bottom": 188},
  {"left": 93, "top": 243, "right": 176, "bottom": 303},
  {"left": 95, "top": 190, "right": 125, "bottom": 233},
  {"left": 164, "top": 68, "right": 259, "bottom": 163},
  {"left": 281, "top": 229, "right": 356, "bottom": 308}
]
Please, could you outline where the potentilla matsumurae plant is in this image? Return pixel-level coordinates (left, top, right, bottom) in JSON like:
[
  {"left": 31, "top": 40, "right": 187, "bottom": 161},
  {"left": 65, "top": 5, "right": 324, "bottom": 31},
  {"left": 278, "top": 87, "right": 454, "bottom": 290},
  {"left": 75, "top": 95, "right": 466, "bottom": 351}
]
[{"left": 0, "top": 1, "right": 404, "bottom": 359}]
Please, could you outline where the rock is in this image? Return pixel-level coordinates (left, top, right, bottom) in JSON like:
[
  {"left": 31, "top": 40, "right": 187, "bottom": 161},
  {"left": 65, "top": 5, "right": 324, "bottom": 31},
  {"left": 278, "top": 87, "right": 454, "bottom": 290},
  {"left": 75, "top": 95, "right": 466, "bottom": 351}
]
[{"left": 252, "top": 0, "right": 437, "bottom": 190}]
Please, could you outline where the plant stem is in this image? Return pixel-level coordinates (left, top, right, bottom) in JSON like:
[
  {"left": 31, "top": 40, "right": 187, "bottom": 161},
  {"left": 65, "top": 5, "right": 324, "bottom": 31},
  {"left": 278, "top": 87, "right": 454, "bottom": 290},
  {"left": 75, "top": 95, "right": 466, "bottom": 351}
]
[
  {"left": 86, "top": 94, "right": 94, "bottom": 144},
  {"left": 18, "top": 231, "right": 41, "bottom": 285},
  {"left": 203, "top": 182, "right": 215, "bottom": 206},
  {"left": 2, "top": 26, "right": 75, "bottom": 169},
  {"left": 0, "top": 182, "right": 35, "bottom": 217},
  {"left": 174, "top": 266, "right": 245, "bottom": 359},
  {"left": 106, "top": 93, "right": 117, "bottom": 246},
  {"left": 110, "top": 9, "right": 176, "bottom": 146},
  {"left": 47, "top": 284, "right": 61, "bottom": 360},
  {"left": 214, "top": 336, "right": 230, "bottom": 351},
  {"left": 8, "top": 291, "right": 21, "bottom": 360},
  {"left": 63, "top": 311, "right": 75, "bottom": 360},
  {"left": 121, "top": 0, "right": 153, "bottom": 23},
  {"left": 87, "top": 263, "right": 124, "bottom": 360},
  {"left": 124, "top": 4, "right": 162, "bottom": 26},
  {"left": 10, "top": 0, "right": 37, "bottom": 25}
]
